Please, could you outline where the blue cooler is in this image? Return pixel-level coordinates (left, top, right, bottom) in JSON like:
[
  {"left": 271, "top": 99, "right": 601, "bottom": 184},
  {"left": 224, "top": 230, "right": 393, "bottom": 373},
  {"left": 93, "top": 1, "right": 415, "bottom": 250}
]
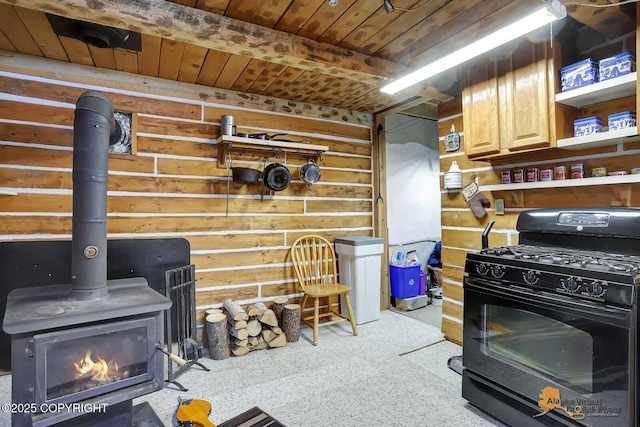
[{"left": 390, "top": 264, "right": 420, "bottom": 299}]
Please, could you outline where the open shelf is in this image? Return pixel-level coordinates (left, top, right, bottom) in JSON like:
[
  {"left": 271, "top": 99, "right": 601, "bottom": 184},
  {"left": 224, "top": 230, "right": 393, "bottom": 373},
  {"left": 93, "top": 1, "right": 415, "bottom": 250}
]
[
  {"left": 480, "top": 173, "right": 640, "bottom": 192},
  {"left": 557, "top": 126, "right": 639, "bottom": 149},
  {"left": 0, "top": 189, "right": 18, "bottom": 196},
  {"left": 555, "top": 72, "right": 636, "bottom": 108},
  {"left": 215, "top": 135, "right": 328, "bottom": 168}
]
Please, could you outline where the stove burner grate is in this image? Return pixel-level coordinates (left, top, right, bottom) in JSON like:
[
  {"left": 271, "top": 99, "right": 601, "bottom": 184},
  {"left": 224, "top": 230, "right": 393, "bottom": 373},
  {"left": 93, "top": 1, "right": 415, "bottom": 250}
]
[{"left": 481, "top": 245, "right": 640, "bottom": 273}]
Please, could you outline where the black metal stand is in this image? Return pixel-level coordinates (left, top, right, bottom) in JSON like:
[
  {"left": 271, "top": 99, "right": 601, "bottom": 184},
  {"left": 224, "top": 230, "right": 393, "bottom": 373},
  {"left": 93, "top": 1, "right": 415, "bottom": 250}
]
[{"left": 164, "top": 265, "right": 210, "bottom": 392}]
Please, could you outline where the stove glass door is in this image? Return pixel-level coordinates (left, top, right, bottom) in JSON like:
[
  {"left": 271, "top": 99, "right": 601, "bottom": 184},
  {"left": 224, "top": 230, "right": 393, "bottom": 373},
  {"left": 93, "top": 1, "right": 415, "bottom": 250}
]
[
  {"left": 34, "top": 317, "right": 157, "bottom": 406},
  {"left": 463, "top": 278, "right": 632, "bottom": 426}
]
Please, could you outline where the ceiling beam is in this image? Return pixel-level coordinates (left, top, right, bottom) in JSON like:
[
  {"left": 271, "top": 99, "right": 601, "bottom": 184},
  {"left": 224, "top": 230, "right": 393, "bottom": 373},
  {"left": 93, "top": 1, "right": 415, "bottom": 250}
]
[
  {"left": 0, "top": 0, "right": 405, "bottom": 87},
  {"left": 566, "top": 0, "right": 635, "bottom": 41}
]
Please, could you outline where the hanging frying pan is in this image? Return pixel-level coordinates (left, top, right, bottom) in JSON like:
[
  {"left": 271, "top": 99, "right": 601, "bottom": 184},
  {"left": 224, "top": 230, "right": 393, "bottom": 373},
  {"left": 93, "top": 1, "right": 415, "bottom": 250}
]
[
  {"left": 299, "top": 159, "right": 321, "bottom": 186},
  {"left": 231, "top": 167, "right": 261, "bottom": 184},
  {"left": 263, "top": 163, "right": 291, "bottom": 191}
]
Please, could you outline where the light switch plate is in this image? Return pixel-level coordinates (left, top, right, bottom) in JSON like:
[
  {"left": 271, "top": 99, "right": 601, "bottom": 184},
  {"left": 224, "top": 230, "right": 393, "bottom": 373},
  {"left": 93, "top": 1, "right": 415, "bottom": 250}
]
[{"left": 495, "top": 198, "right": 505, "bottom": 215}]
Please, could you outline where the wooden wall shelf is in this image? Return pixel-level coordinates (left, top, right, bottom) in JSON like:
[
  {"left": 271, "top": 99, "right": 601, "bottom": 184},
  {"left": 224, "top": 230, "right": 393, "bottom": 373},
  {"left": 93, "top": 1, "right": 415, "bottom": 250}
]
[
  {"left": 557, "top": 126, "right": 639, "bottom": 149},
  {"left": 481, "top": 174, "right": 640, "bottom": 192},
  {"left": 216, "top": 135, "right": 328, "bottom": 168},
  {"left": 555, "top": 72, "right": 636, "bottom": 108}
]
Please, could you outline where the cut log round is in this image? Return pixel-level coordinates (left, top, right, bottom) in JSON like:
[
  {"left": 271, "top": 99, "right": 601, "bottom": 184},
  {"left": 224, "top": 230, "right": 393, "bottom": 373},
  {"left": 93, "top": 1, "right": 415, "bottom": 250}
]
[
  {"left": 247, "top": 319, "right": 262, "bottom": 337},
  {"left": 228, "top": 319, "right": 248, "bottom": 330},
  {"left": 258, "top": 308, "right": 278, "bottom": 327},
  {"left": 224, "top": 299, "right": 249, "bottom": 321},
  {"left": 267, "top": 333, "right": 287, "bottom": 348},
  {"left": 282, "top": 304, "right": 301, "bottom": 343},
  {"left": 228, "top": 324, "right": 249, "bottom": 340},
  {"left": 262, "top": 329, "right": 276, "bottom": 343},
  {"left": 233, "top": 338, "right": 249, "bottom": 348},
  {"left": 245, "top": 303, "right": 261, "bottom": 317},
  {"left": 205, "top": 308, "right": 223, "bottom": 316},
  {"left": 254, "top": 336, "right": 268, "bottom": 350},
  {"left": 272, "top": 297, "right": 289, "bottom": 325},
  {"left": 270, "top": 326, "right": 283, "bottom": 335},
  {"left": 251, "top": 301, "right": 268, "bottom": 316},
  {"left": 205, "top": 313, "right": 230, "bottom": 360},
  {"left": 231, "top": 345, "right": 250, "bottom": 357}
]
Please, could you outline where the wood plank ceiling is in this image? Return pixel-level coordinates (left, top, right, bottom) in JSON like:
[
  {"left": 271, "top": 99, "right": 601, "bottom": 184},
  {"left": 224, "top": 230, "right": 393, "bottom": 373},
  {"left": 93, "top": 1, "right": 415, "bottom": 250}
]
[{"left": 0, "top": 0, "right": 635, "bottom": 118}]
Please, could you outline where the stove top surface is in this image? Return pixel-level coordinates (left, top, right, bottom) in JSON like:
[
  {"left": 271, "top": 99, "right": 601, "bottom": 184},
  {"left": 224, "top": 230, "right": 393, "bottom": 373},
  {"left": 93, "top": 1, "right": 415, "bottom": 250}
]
[
  {"left": 466, "top": 244, "right": 639, "bottom": 306},
  {"left": 481, "top": 244, "right": 640, "bottom": 274}
]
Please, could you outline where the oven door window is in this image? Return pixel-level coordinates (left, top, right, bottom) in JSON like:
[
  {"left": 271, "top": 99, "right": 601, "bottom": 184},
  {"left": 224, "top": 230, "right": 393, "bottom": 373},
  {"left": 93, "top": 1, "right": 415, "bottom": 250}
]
[
  {"left": 484, "top": 305, "right": 593, "bottom": 392},
  {"left": 464, "top": 281, "right": 631, "bottom": 397}
]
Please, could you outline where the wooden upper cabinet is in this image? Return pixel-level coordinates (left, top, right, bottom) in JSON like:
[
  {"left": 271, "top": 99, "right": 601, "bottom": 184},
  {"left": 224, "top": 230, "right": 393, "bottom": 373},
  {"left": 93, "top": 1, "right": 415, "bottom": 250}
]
[
  {"left": 463, "top": 40, "right": 560, "bottom": 159},
  {"left": 462, "top": 61, "right": 500, "bottom": 157},
  {"left": 504, "top": 42, "right": 553, "bottom": 151}
]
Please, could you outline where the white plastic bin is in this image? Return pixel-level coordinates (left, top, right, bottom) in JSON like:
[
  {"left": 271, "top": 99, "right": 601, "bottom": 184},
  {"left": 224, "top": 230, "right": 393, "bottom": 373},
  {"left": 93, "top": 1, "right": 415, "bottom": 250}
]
[{"left": 335, "top": 236, "right": 384, "bottom": 324}]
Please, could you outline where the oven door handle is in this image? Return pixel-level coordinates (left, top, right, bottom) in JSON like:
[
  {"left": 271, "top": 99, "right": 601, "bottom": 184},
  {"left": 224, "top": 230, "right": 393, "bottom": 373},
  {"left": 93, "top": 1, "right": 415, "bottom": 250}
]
[{"left": 465, "top": 278, "right": 632, "bottom": 326}]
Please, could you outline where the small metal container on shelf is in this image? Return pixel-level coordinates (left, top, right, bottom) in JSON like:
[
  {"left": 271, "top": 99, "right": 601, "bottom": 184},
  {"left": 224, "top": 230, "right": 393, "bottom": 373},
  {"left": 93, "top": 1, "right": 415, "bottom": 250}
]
[
  {"left": 526, "top": 168, "right": 539, "bottom": 182},
  {"left": 554, "top": 166, "right": 567, "bottom": 180},
  {"left": 560, "top": 58, "right": 598, "bottom": 92},
  {"left": 599, "top": 51, "right": 635, "bottom": 82},
  {"left": 512, "top": 169, "right": 524, "bottom": 183},
  {"left": 540, "top": 169, "right": 554, "bottom": 181},
  {"left": 571, "top": 163, "right": 585, "bottom": 179},
  {"left": 501, "top": 170, "right": 512, "bottom": 184},
  {"left": 574, "top": 116, "right": 602, "bottom": 137},
  {"left": 608, "top": 111, "right": 636, "bottom": 131},
  {"left": 591, "top": 167, "right": 607, "bottom": 177}
]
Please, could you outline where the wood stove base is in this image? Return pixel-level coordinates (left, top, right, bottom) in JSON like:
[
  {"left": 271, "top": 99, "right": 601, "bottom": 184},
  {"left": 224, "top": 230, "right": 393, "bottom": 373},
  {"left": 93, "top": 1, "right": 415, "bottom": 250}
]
[{"left": 52, "top": 401, "right": 163, "bottom": 427}]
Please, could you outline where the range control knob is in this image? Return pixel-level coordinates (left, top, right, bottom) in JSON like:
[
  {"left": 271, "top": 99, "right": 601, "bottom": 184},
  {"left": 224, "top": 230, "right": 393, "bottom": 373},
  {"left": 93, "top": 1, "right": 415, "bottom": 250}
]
[
  {"left": 491, "top": 265, "right": 505, "bottom": 278},
  {"left": 523, "top": 270, "right": 540, "bottom": 285},
  {"left": 476, "top": 263, "right": 489, "bottom": 276},
  {"left": 586, "top": 281, "right": 606, "bottom": 297},
  {"left": 563, "top": 277, "right": 581, "bottom": 292}
]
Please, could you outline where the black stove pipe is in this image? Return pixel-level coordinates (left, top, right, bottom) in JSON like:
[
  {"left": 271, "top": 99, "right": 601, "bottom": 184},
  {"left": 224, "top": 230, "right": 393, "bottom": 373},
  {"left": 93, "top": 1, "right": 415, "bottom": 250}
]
[{"left": 71, "top": 91, "right": 118, "bottom": 301}]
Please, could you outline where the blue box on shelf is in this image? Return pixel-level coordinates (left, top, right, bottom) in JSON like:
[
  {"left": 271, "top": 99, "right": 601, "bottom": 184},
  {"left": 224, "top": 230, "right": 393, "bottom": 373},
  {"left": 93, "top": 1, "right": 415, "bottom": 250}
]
[
  {"left": 608, "top": 111, "right": 637, "bottom": 131},
  {"left": 599, "top": 51, "right": 635, "bottom": 82},
  {"left": 390, "top": 264, "right": 420, "bottom": 299},
  {"left": 574, "top": 116, "right": 602, "bottom": 137},
  {"left": 560, "top": 58, "right": 598, "bottom": 92}
]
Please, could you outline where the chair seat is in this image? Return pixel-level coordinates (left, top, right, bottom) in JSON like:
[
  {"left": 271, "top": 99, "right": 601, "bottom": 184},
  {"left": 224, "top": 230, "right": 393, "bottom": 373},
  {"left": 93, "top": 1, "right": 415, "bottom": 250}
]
[{"left": 303, "top": 282, "right": 352, "bottom": 297}]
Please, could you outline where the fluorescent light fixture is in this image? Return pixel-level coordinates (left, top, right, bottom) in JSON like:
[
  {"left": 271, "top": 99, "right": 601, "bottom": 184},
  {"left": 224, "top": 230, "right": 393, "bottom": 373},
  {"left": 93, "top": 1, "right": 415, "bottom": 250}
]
[{"left": 380, "top": 0, "right": 567, "bottom": 95}]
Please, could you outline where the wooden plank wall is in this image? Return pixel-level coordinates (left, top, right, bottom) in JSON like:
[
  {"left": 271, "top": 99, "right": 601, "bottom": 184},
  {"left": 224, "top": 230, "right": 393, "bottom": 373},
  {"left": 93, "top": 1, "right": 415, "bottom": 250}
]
[{"left": 0, "top": 51, "right": 374, "bottom": 337}]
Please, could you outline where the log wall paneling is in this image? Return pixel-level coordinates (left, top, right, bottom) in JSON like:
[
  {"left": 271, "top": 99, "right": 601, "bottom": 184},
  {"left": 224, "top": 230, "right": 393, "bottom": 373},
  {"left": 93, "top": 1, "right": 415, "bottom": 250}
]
[{"left": 0, "top": 55, "right": 376, "bottom": 336}]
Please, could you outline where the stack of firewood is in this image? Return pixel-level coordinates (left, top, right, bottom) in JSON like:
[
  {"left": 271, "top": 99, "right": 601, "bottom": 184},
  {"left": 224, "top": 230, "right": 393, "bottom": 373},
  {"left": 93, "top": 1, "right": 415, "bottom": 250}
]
[
  {"left": 226, "top": 299, "right": 286, "bottom": 356},
  {"left": 205, "top": 298, "right": 300, "bottom": 358}
]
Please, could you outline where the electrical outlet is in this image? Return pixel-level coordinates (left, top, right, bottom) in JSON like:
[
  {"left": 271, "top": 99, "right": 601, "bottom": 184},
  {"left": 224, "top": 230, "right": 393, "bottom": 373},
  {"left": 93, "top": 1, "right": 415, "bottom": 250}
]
[{"left": 495, "top": 199, "right": 505, "bottom": 215}]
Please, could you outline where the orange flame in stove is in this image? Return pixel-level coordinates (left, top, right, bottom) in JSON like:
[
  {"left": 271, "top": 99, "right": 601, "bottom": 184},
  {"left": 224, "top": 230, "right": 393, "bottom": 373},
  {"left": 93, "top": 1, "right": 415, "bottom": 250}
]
[{"left": 74, "top": 350, "right": 120, "bottom": 381}]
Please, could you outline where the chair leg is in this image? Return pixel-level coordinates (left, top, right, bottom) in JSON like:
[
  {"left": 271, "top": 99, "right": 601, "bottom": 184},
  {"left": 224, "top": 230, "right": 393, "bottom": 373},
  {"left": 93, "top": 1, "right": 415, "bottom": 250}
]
[
  {"left": 313, "top": 297, "right": 320, "bottom": 346},
  {"left": 300, "top": 294, "right": 308, "bottom": 316},
  {"left": 343, "top": 293, "right": 358, "bottom": 336}
]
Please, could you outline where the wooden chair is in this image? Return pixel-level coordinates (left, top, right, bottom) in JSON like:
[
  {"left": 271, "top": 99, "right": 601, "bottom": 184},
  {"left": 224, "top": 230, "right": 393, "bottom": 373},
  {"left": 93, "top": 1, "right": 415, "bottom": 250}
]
[{"left": 290, "top": 235, "right": 358, "bottom": 345}]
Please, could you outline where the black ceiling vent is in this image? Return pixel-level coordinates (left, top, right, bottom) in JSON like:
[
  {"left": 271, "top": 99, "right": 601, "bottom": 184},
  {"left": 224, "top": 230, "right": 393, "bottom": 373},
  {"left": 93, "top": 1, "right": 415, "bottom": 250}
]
[{"left": 46, "top": 14, "right": 142, "bottom": 51}]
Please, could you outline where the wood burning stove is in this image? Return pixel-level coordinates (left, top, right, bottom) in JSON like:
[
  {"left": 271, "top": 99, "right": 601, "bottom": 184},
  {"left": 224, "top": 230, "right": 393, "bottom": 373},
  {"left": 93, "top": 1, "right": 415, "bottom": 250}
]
[{"left": 2, "top": 92, "right": 172, "bottom": 426}]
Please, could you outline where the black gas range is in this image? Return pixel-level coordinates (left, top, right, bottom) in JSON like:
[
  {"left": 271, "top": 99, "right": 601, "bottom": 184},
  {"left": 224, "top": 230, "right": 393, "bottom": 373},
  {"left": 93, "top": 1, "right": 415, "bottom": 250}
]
[{"left": 462, "top": 208, "right": 639, "bottom": 427}]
